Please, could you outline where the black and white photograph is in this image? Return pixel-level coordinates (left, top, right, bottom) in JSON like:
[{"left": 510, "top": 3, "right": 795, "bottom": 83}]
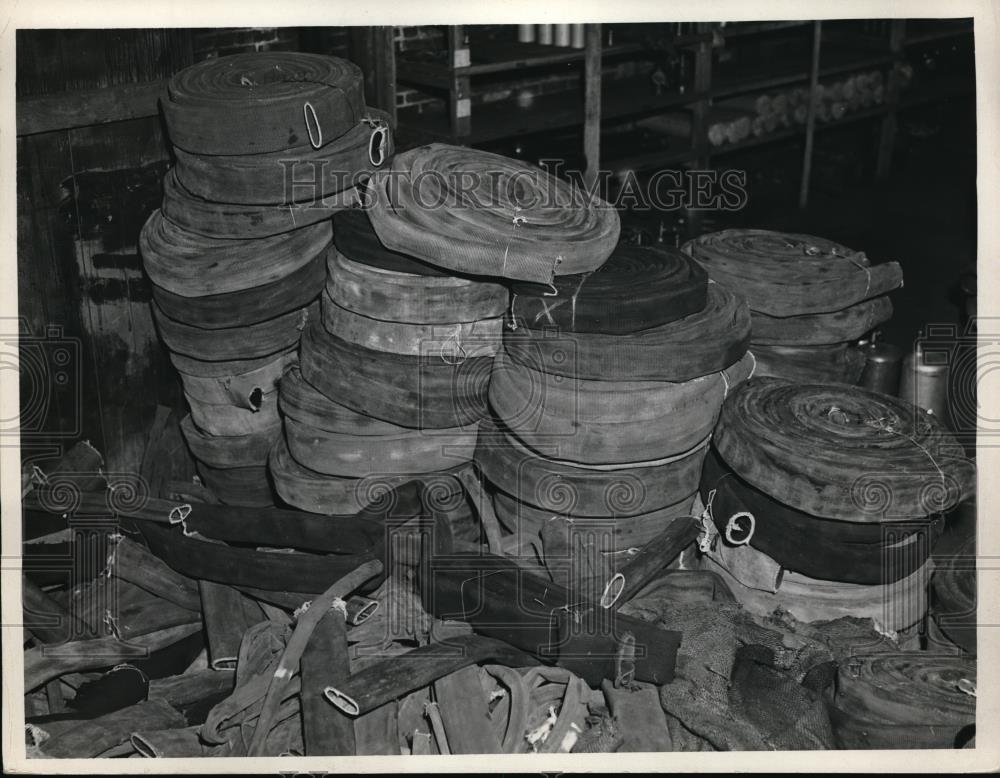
[{"left": 2, "top": 0, "right": 996, "bottom": 771}]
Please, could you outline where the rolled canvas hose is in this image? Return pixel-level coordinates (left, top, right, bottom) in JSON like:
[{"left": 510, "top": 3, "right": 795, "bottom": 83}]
[
  {"left": 299, "top": 316, "right": 491, "bottom": 429},
  {"left": 750, "top": 295, "right": 893, "bottom": 346},
  {"left": 327, "top": 249, "right": 508, "bottom": 324},
  {"left": 161, "top": 167, "right": 360, "bottom": 239},
  {"left": 333, "top": 207, "right": 451, "bottom": 276},
  {"left": 284, "top": 415, "right": 478, "bottom": 478},
  {"left": 173, "top": 109, "right": 393, "bottom": 204},
  {"left": 503, "top": 281, "right": 750, "bottom": 383},
  {"left": 365, "top": 143, "right": 620, "bottom": 284},
  {"left": 172, "top": 347, "right": 296, "bottom": 406},
  {"left": 141, "top": 209, "right": 332, "bottom": 297},
  {"left": 700, "top": 446, "right": 942, "bottom": 584},
  {"left": 475, "top": 415, "right": 709, "bottom": 517},
  {"left": 151, "top": 249, "right": 327, "bottom": 329},
  {"left": 714, "top": 377, "right": 976, "bottom": 521},
  {"left": 184, "top": 391, "right": 281, "bottom": 436},
  {"left": 683, "top": 228, "right": 904, "bottom": 316},
  {"left": 195, "top": 462, "right": 275, "bottom": 507},
  {"left": 831, "top": 654, "right": 976, "bottom": 749},
  {"left": 931, "top": 532, "right": 976, "bottom": 655},
  {"left": 321, "top": 290, "right": 502, "bottom": 358},
  {"left": 279, "top": 366, "right": 407, "bottom": 436},
  {"left": 750, "top": 341, "right": 867, "bottom": 384},
  {"left": 489, "top": 350, "right": 755, "bottom": 465},
  {"left": 161, "top": 52, "right": 366, "bottom": 155},
  {"left": 153, "top": 300, "right": 317, "bottom": 362},
  {"left": 507, "top": 243, "right": 708, "bottom": 335},
  {"left": 180, "top": 414, "right": 281, "bottom": 467}
]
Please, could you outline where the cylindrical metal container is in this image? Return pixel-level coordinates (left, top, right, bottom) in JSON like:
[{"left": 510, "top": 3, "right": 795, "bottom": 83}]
[
  {"left": 571, "top": 24, "right": 585, "bottom": 48},
  {"left": 859, "top": 340, "right": 903, "bottom": 396},
  {"left": 899, "top": 344, "right": 951, "bottom": 425},
  {"left": 536, "top": 24, "right": 554, "bottom": 45},
  {"left": 554, "top": 24, "right": 571, "bottom": 46},
  {"left": 517, "top": 24, "right": 535, "bottom": 43}
]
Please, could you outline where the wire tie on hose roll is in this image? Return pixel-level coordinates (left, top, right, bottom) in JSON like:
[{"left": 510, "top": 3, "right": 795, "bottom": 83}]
[
  {"left": 724, "top": 511, "right": 755, "bottom": 546},
  {"left": 303, "top": 101, "right": 323, "bottom": 149},
  {"left": 439, "top": 326, "right": 468, "bottom": 366},
  {"left": 568, "top": 271, "right": 592, "bottom": 331},
  {"left": 698, "top": 490, "right": 721, "bottom": 553},
  {"left": 847, "top": 252, "right": 872, "bottom": 299},
  {"left": 103, "top": 533, "right": 124, "bottom": 579},
  {"left": 865, "top": 415, "right": 949, "bottom": 504},
  {"left": 502, "top": 210, "right": 527, "bottom": 277},
  {"left": 508, "top": 292, "right": 519, "bottom": 331}
]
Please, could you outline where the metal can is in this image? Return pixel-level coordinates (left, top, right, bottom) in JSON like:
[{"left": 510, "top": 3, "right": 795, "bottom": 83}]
[
  {"left": 859, "top": 340, "right": 902, "bottom": 396},
  {"left": 899, "top": 344, "right": 951, "bottom": 425}
]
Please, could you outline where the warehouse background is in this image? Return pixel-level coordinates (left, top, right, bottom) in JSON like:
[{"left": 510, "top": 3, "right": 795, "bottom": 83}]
[{"left": 15, "top": 22, "right": 975, "bottom": 474}]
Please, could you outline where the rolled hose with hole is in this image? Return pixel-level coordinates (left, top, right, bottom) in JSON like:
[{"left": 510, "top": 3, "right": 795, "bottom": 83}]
[
  {"left": 153, "top": 300, "right": 317, "bottom": 362},
  {"left": 700, "top": 446, "right": 943, "bottom": 584},
  {"left": 830, "top": 654, "right": 976, "bottom": 749},
  {"left": 173, "top": 348, "right": 296, "bottom": 406},
  {"left": 141, "top": 209, "right": 332, "bottom": 297},
  {"left": 327, "top": 249, "right": 508, "bottom": 324},
  {"left": 750, "top": 295, "right": 894, "bottom": 346},
  {"left": 503, "top": 281, "right": 750, "bottom": 383},
  {"left": 184, "top": 391, "right": 281, "bottom": 436},
  {"left": 364, "top": 143, "right": 620, "bottom": 284},
  {"left": 475, "top": 416, "right": 709, "bottom": 517},
  {"left": 683, "top": 229, "right": 904, "bottom": 316},
  {"left": 300, "top": 315, "right": 491, "bottom": 429},
  {"left": 490, "top": 349, "right": 755, "bottom": 465},
  {"left": 713, "top": 377, "right": 976, "bottom": 521},
  {"left": 161, "top": 52, "right": 366, "bottom": 155},
  {"left": 173, "top": 109, "right": 393, "bottom": 204},
  {"left": 750, "top": 341, "right": 867, "bottom": 384},
  {"left": 507, "top": 243, "right": 708, "bottom": 335},
  {"left": 161, "top": 167, "right": 360, "bottom": 239},
  {"left": 321, "top": 290, "right": 502, "bottom": 358}
]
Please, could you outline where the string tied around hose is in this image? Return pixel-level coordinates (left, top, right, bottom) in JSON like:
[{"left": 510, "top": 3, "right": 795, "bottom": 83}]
[{"left": 865, "top": 414, "right": 950, "bottom": 509}]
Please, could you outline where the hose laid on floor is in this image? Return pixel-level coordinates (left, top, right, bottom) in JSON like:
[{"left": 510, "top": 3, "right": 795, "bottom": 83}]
[
  {"left": 714, "top": 378, "right": 976, "bottom": 521},
  {"left": 364, "top": 143, "right": 620, "bottom": 284}
]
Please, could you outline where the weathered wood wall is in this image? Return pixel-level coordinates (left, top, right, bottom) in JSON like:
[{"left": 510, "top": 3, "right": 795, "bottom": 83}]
[{"left": 16, "top": 27, "right": 354, "bottom": 474}]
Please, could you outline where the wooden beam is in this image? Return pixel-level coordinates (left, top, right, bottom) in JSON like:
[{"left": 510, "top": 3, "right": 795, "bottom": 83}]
[
  {"left": 583, "top": 24, "right": 602, "bottom": 190},
  {"left": 17, "top": 80, "right": 166, "bottom": 137},
  {"left": 798, "top": 21, "right": 823, "bottom": 210}
]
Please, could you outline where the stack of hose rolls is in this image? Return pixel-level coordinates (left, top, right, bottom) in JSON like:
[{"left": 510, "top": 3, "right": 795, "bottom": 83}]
[
  {"left": 144, "top": 52, "right": 393, "bottom": 506},
  {"left": 928, "top": 531, "right": 976, "bottom": 655},
  {"left": 269, "top": 208, "right": 509, "bottom": 515},
  {"left": 697, "top": 377, "right": 976, "bottom": 632},
  {"left": 683, "top": 229, "right": 903, "bottom": 384},
  {"left": 477, "top": 243, "right": 754, "bottom": 595}
]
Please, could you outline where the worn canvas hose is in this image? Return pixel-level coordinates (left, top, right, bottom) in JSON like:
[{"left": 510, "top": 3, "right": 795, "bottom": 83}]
[
  {"left": 184, "top": 391, "right": 281, "bottom": 436},
  {"left": 475, "top": 416, "right": 709, "bottom": 517},
  {"left": 831, "top": 654, "right": 976, "bottom": 749},
  {"left": 284, "top": 416, "right": 477, "bottom": 478},
  {"left": 750, "top": 341, "right": 867, "bottom": 384},
  {"left": 714, "top": 377, "right": 976, "bottom": 521},
  {"left": 195, "top": 462, "right": 275, "bottom": 507},
  {"left": 141, "top": 209, "right": 332, "bottom": 297},
  {"left": 333, "top": 207, "right": 451, "bottom": 276},
  {"left": 365, "top": 143, "right": 620, "bottom": 284},
  {"left": 300, "top": 316, "right": 491, "bottom": 429},
  {"left": 151, "top": 250, "right": 326, "bottom": 329},
  {"left": 161, "top": 52, "right": 366, "bottom": 155},
  {"left": 180, "top": 414, "right": 281, "bottom": 467},
  {"left": 507, "top": 243, "right": 708, "bottom": 335},
  {"left": 279, "top": 366, "right": 405, "bottom": 436},
  {"left": 700, "top": 447, "right": 943, "bottom": 584},
  {"left": 322, "top": 291, "right": 502, "bottom": 358},
  {"left": 153, "top": 300, "right": 316, "bottom": 362},
  {"left": 269, "top": 435, "right": 415, "bottom": 515},
  {"left": 931, "top": 532, "right": 976, "bottom": 655},
  {"left": 698, "top": 542, "right": 933, "bottom": 632},
  {"left": 750, "top": 295, "right": 893, "bottom": 346},
  {"left": 173, "top": 109, "right": 393, "bottom": 204},
  {"left": 161, "top": 168, "right": 360, "bottom": 239},
  {"left": 327, "top": 249, "right": 508, "bottom": 324},
  {"left": 173, "top": 348, "right": 296, "bottom": 407},
  {"left": 490, "top": 350, "right": 755, "bottom": 465},
  {"left": 503, "top": 282, "right": 750, "bottom": 383},
  {"left": 682, "top": 229, "right": 904, "bottom": 316}
]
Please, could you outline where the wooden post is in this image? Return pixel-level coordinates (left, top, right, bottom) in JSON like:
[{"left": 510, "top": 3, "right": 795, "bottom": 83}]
[
  {"left": 876, "top": 20, "right": 906, "bottom": 181},
  {"left": 347, "top": 27, "right": 398, "bottom": 127},
  {"left": 583, "top": 24, "right": 603, "bottom": 191},
  {"left": 798, "top": 21, "right": 823, "bottom": 210},
  {"left": 448, "top": 26, "right": 472, "bottom": 141},
  {"left": 688, "top": 23, "right": 715, "bottom": 237}
]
